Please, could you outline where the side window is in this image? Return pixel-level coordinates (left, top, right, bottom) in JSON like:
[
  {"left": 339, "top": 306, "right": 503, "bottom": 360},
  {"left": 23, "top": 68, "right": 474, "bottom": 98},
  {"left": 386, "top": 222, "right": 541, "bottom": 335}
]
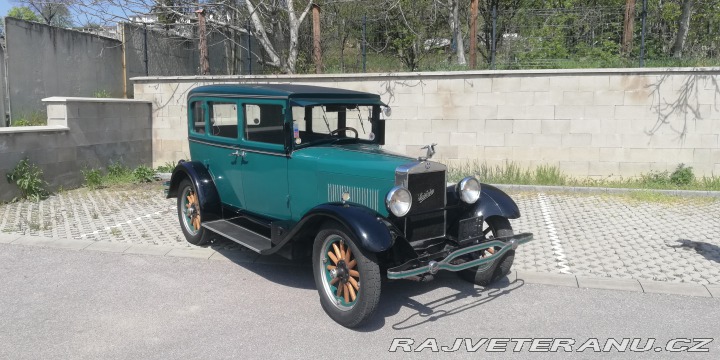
[
  {"left": 244, "top": 104, "right": 285, "bottom": 145},
  {"left": 208, "top": 102, "right": 238, "bottom": 138},
  {"left": 190, "top": 101, "right": 206, "bottom": 134}
]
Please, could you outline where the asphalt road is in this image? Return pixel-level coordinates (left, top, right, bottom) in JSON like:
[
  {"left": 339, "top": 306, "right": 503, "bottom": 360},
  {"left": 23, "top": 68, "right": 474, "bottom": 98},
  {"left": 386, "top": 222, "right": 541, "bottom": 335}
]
[{"left": 1, "top": 244, "right": 718, "bottom": 359}]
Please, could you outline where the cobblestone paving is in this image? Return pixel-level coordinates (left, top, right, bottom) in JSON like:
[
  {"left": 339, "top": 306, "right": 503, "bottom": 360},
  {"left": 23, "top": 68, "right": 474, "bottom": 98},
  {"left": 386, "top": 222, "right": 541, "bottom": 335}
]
[
  {"left": 1, "top": 185, "right": 719, "bottom": 285},
  {"left": 509, "top": 190, "right": 720, "bottom": 285}
]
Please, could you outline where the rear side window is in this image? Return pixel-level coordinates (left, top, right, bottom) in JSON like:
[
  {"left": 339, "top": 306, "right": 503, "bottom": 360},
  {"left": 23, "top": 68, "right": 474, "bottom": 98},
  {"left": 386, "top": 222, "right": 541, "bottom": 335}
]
[
  {"left": 208, "top": 102, "right": 238, "bottom": 138},
  {"left": 244, "top": 104, "right": 285, "bottom": 145},
  {"left": 190, "top": 101, "right": 206, "bottom": 134}
]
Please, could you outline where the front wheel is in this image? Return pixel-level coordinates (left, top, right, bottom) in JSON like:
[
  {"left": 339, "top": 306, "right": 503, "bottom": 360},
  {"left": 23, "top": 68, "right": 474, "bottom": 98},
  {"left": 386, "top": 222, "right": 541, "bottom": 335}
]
[
  {"left": 458, "top": 217, "right": 515, "bottom": 286},
  {"left": 177, "top": 179, "right": 212, "bottom": 246},
  {"left": 312, "top": 223, "right": 381, "bottom": 328}
]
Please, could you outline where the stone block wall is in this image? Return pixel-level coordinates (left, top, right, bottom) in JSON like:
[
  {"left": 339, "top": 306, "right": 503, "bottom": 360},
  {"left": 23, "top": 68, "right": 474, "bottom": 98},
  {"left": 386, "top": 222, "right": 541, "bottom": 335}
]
[
  {"left": 0, "top": 98, "right": 152, "bottom": 202},
  {"left": 132, "top": 68, "right": 720, "bottom": 178}
]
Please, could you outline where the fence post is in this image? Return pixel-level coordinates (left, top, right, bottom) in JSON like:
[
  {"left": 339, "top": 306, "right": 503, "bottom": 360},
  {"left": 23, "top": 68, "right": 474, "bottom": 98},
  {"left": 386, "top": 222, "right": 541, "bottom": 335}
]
[
  {"left": 196, "top": 8, "right": 210, "bottom": 75},
  {"left": 312, "top": 3, "right": 323, "bottom": 74},
  {"left": 362, "top": 15, "right": 367, "bottom": 73},
  {"left": 491, "top": 3, "right": 497, "bottom": 69},
  {"left": 143, "top": 23, "right": 149, "bottom": 76},
  {"left": 640, "top": 0, "right": 648, "bottom": 67},
  {"left": 469, "top": 0, "right": 478, "bottom": 69},
  {"left": 247, "top": 19, "right": 252, "bottom": 75}
]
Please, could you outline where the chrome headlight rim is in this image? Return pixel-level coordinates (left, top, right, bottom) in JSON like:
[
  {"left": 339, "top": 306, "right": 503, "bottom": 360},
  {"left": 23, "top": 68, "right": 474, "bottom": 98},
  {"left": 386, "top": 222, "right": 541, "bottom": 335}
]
[
  {"left": 458, "top": 176, "right": 481, "bottom": 204},
  {"left": 385, "top": 186, "right": 412, "bottom": 217}
]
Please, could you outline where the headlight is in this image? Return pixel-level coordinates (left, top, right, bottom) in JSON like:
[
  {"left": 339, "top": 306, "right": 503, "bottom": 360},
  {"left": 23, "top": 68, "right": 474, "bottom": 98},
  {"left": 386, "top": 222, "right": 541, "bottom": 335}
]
[
  {"left": 458, "top": 176, "right": 481, "bottom": 204},
  {"left": 385, "top": 186, "right": 412, "bottom": 217}
]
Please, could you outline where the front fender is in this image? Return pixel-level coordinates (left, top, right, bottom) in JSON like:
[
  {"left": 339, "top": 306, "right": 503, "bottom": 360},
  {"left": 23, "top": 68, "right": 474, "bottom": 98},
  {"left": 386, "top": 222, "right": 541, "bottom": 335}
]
[
  {"left": 167, "top": 161, "right": 222, "bottom": 221},
  {"left": 291, "top": 203, "right": 395, "bottom": 253},
  {"left": 473, "top": 184, "right": 521, "bottom": 219}
]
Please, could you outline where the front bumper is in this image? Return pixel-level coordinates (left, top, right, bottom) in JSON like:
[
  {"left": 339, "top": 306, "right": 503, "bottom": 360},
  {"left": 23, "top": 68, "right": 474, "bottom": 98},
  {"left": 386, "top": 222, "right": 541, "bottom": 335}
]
[{"left": 386, "top": 233, "right": 533, "bottom": 280}]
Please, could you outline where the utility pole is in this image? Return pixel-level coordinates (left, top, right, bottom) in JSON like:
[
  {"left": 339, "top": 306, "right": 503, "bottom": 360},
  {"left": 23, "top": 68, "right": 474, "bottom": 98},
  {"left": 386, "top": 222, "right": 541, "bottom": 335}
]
[
  {"left": 470, "top": 0, "right": 478, "bottom": 69},
  {"left": 622, "top": 0, "right": 636, "bottom": 55},
  {"left": 196, "top": 8, "right": 210, "bottom": 75},
  {"left": 312, "top": 2, "right": 323, "bottom": 74}
]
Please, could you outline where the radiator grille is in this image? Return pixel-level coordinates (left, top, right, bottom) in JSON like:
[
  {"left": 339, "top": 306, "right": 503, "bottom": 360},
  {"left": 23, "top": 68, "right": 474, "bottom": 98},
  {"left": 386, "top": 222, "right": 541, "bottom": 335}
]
[{"left": 405, "top": 170, "right": 446, "bottom": 241}]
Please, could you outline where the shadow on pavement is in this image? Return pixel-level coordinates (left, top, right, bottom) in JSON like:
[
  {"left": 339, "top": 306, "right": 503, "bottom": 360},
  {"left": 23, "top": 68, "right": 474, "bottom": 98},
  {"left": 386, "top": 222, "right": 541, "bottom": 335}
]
[
  {"left": 668, "top": 239, "right": 720, "bottom": 264},
  {"left": 210, "top": 241, "right": 524, "bottom": 331}
]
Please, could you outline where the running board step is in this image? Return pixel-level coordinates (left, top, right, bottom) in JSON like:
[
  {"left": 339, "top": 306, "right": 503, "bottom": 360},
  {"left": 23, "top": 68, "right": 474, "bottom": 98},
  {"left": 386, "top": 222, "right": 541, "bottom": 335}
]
[{"left": 202, "top": 220, "right": 272, "bottom": 253}]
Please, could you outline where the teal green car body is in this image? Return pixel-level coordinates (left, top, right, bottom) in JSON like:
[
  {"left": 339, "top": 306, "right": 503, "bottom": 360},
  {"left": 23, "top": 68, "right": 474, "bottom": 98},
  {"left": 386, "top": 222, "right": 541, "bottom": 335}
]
[{"left": 167, "top": 83, "right": 531, "bottom": 274}]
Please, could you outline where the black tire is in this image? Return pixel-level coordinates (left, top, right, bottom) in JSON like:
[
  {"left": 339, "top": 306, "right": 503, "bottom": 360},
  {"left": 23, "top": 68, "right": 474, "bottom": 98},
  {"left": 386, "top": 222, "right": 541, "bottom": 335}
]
[
  {"left": 177, "top": 179, "right": 212, "bottom": 246},
  {"left": 458, "top": 217, "right": 515, "bottom": 286},
  {"left": 312, "top": 223, "right": 381, "bottom": 328}
]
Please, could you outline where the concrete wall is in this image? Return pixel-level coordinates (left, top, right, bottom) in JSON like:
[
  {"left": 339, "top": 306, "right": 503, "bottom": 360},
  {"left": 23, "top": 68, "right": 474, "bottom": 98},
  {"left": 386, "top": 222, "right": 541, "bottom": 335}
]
[
  {"left": 4, "top": 18, "right": 125, "bottom": 118},
  {"left": 132, "top": 68, "right": 720, "bottom": 178},
  {"left": 0, "top": 97, "right": 152, "bottom": 202}
]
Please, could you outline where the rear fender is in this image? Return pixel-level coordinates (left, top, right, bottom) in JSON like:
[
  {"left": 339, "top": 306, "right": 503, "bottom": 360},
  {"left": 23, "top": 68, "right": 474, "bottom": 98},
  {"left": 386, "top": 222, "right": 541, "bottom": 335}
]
[{"left": 166, "top": 161, "right": 222, "bottom": 221}]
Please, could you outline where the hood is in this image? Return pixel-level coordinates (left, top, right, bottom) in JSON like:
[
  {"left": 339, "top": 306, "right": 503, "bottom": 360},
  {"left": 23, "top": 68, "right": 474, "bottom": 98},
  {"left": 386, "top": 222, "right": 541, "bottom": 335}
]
[{"left": 294, "top": 143, "right": 415, "bottom": 181}]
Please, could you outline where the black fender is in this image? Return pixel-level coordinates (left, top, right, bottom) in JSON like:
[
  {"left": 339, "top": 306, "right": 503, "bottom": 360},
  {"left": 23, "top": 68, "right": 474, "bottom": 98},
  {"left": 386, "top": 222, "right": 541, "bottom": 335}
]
[
  {"left": 474, "top": 183, "right": 520, "bottom": 219},
  {"left": 282, "top": 203, "right": 395, "bottom": 253},
  {"left": 166, "top": 161, "right": 222, "bottom": 221}
]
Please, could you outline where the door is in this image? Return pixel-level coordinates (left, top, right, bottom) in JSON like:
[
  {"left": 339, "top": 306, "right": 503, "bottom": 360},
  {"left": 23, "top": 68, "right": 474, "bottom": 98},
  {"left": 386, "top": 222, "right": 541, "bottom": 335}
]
[
  {"left": 238, "top": 100, "right": 292, "bottom": 220},
  {"left": 188, "top": 98, "right": 245, "bottom": 209}
]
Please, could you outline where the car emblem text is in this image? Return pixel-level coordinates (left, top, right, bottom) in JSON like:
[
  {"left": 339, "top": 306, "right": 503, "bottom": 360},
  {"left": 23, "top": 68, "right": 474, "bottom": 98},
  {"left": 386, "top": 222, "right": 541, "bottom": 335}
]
[{"left": 418, "top": 189, "right": 435, "bottom": 203}]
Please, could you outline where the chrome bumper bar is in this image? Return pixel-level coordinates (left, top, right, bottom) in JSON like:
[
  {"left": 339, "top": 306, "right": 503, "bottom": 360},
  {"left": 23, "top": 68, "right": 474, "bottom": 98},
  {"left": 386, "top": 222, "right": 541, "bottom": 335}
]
[{"left": 386, "top": 233, "right": 533, "bottom": 280}]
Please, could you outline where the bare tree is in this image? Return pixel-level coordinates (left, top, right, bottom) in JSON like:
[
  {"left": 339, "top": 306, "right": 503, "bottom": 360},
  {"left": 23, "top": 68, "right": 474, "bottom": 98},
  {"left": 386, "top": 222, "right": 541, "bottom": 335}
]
[{"left": 448, "top": 0, "right": 466, "bottom": 65}]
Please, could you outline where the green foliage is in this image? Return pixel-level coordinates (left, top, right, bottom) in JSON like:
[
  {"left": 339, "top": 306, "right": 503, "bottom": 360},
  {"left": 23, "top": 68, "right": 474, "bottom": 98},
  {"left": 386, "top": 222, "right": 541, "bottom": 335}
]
[
  {"left": 448, "top": 161, "right": 719, "bottom": 191},
  {"left": 81, "top": 168, "right": 104, "bottom": 190},
  {"left": 12, "top": 111, "right": 47, "bottom": 127},
  {"left": 6, "top": 159, "right": 48, "bottom": 201},
  {"left": 132, "top": 165, "right": 156, "bottom": 183},
  {"left": 7, "top": 6, "right": 40, "bottom": 22},
  {"left": 107, "top": 161, "right": 131, "bottom": 178},
  {"left": 669, "top": 164, "right": 694, "bottom": 186},
  {"left": 155, "top": 161, "right": 177, "bottom": 173},
  {"left": 93, "top": 89, "right": 112, "bottom": 98}
]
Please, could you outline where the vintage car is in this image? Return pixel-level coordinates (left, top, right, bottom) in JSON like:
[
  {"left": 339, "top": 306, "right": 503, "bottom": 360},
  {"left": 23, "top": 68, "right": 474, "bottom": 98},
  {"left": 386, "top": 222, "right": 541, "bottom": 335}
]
[{"left": 166, "top": 84, "right": 533, "bottom": 328}]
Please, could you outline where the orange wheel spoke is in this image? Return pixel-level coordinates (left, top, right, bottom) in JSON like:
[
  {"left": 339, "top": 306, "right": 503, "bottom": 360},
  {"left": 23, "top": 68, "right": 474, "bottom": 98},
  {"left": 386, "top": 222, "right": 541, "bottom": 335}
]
[
  {"left": 345, "top": 248, "right": 352, "bottom": 262},
  {"left": 347, "top": 283, "right": 356, "bottom": 301},
  {"left": 326, "top": 265, "right": 336, "bottom": 271},
  {"left": 487, "top": 247, "right": 495, "bottom": 254},
  {"left": 348, "top": 276, "right": 359, "bottom": 291},
  {"left": 336, "top": 281, "right": 344, "bottom": 297},
  {"left": 349, "top": 269, "right": 360, "bottom": 278},
  {"left": 332, "top": 243, "right": 342, "bottom": 262},
  {"left": 339, "top": 242, "right": 345, "bottom": 257},
  {"left": 330, "top": 277, "right": 339, "bottom": 285},
  {"left": 328, "top": 251, "right": 339, "bottom": 264},
  {"left": 343, "top": 285, "right": 349, "bottom": 303},
  {"left": 347, "top": 259, "right": 356, "bottom": 269}
]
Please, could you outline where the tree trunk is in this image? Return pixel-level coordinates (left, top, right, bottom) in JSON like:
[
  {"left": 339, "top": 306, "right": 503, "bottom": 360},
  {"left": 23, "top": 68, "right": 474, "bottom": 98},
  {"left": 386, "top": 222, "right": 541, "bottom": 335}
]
[
  {"left": 312, "top": 4, "right": 323, "bottom": 74},
  {"left": 196, "top": 9, "right": 210, "bottom": 75},
  {"left": 449, "top": 0, "right": 466, "bottom": 65},
  {"left": 622, "top": 0, "right": 636, "bottom": 55},
  {"left": 672, "top": 0, "right": 694, "bottom": 58}
]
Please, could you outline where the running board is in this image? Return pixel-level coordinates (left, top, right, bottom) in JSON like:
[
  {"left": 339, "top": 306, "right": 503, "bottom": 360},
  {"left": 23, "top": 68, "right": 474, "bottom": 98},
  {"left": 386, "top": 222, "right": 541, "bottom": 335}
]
[{"left": 202, "top": 220, "right": 272, "bottom": 253}]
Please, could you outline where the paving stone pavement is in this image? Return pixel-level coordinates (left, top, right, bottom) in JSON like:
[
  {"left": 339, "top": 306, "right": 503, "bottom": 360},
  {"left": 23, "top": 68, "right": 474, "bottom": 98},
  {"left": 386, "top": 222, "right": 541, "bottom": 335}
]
[{"left": 1, "top": 184, "right": 719, "bottom": 286}]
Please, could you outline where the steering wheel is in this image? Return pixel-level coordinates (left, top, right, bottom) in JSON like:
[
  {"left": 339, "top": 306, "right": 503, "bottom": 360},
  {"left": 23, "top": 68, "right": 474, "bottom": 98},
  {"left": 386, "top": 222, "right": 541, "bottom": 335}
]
[{"left": 329, "top": 127, "right": 359, "bottom": 139}]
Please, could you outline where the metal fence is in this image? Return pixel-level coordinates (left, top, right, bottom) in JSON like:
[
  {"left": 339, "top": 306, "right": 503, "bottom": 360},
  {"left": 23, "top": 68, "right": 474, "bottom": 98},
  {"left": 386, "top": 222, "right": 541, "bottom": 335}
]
[{"left": 277, "top": 2, "right": 720, "bottom": 74}]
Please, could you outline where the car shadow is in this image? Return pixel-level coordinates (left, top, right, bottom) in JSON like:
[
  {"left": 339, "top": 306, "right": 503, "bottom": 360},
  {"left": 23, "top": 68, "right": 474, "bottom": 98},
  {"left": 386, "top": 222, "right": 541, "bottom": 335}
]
[
  {"left": 209, "top": 241, "right": 524, "bottom": 331},
  {"left": 667, "top": 239, "right": 720, "bottom": 264}
]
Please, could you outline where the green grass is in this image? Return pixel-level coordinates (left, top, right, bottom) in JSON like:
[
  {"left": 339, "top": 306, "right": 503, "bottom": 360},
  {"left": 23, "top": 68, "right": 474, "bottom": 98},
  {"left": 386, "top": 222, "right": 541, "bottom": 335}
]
[
  {"left": 448, "top": 161, "right": 720, "bottom": 192},
  {"left": 82, "top": 162, "right": 158, "bottom": 189}
]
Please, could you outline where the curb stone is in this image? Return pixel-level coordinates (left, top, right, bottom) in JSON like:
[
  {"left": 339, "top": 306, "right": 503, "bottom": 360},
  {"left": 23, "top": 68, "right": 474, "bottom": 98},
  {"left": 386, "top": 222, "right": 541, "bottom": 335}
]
[
  {"left": 1, "top": 237, "right": 718, "bottom": 299},
  {"left": 492, "top": 184, "right": 720, "bottom": 198}
]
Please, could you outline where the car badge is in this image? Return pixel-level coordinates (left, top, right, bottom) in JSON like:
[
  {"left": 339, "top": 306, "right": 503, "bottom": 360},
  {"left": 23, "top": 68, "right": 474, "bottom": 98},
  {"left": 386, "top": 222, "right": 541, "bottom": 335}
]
[{"left": 417, "top": 189, "right": 435, "bottom": 203}]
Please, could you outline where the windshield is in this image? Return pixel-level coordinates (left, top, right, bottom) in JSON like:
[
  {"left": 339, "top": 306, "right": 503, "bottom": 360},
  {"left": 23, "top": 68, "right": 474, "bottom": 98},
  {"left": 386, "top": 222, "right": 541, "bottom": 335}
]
[{"left": 291, "top": 105, "right": 379, "bottom": 148}]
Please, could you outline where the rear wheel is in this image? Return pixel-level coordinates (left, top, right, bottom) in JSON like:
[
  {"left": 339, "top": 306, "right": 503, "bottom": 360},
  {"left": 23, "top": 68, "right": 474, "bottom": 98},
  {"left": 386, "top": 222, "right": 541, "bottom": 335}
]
[
  {"left": 177, "top": 179, "right": 212, "bottom": 246},
  {"left": 312, "top": 223, "right": 381, "bottom": 328},
  {"left": 458, "top": 217, "right": 515, "bottom": 286}
]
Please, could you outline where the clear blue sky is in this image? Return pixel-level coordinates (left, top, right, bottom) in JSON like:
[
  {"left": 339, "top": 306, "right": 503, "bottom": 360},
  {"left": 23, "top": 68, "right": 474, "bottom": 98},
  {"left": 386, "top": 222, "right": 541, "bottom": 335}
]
[{"left": 1, "top": 1, "right": 145, "bottom": 27}]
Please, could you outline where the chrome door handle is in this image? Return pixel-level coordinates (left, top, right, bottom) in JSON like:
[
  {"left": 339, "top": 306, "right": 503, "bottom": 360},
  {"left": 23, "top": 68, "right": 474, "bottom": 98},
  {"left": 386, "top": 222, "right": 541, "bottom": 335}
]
[{"left": 229, "top": 150, "right": 246, "bottom": 159}]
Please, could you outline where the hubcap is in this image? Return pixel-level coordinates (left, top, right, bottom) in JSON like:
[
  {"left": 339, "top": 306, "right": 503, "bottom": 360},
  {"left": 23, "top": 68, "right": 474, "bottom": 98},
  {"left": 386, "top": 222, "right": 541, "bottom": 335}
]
[{"left": 319, "top": 236, "right": 360, "bottom": 311}]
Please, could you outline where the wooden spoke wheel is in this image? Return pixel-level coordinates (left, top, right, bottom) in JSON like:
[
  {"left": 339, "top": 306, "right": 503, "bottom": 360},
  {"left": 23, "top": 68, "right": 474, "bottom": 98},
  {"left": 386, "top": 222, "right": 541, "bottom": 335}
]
[
  {"left": 177, "top": 179, "right": 210, "bottom": 246},
  {"left": 312, "top": 223, "right": 381, "bottom": 328}
]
